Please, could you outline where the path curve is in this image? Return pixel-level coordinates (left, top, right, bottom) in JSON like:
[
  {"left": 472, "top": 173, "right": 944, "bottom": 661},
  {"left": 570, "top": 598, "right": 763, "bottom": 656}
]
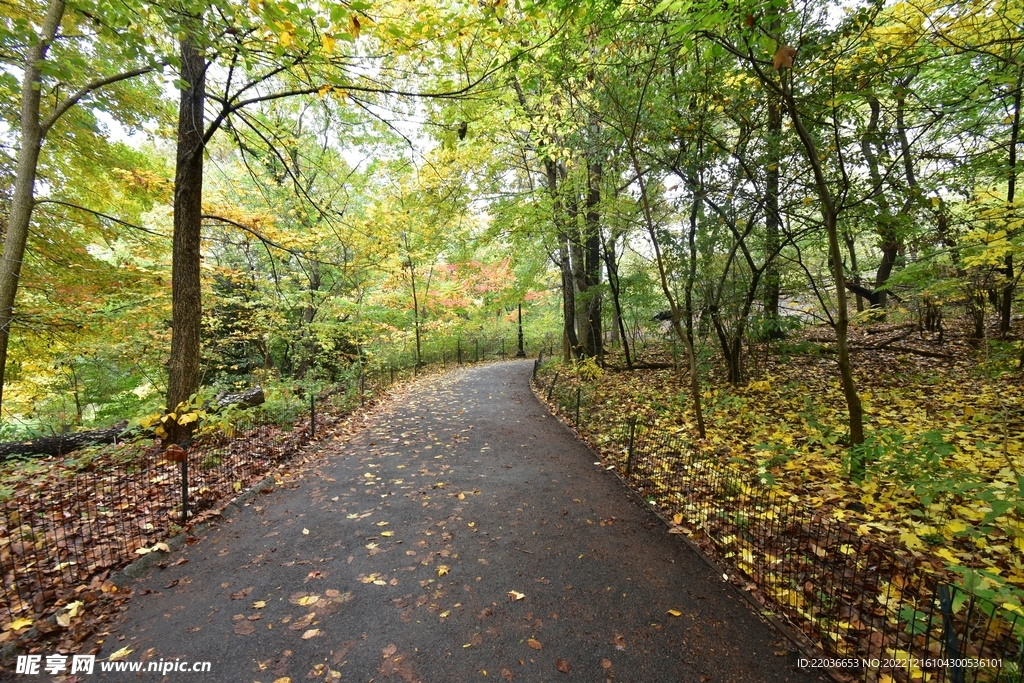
[{"left": 89, "top": 361, "right": 821, "bottom": 682}]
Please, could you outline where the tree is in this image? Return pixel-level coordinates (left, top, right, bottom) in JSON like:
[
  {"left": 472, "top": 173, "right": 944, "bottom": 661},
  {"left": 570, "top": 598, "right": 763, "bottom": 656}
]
[{"left": 0, "top": 0, "right": 160, "bottom": 414}]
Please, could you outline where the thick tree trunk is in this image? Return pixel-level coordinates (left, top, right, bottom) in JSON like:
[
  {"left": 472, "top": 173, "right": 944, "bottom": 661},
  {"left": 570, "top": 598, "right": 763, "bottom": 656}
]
[
  {"left": 0, "top": 0, "right": 66, "bottom": 414},
  {"left": 166, "top": 33, "right": 207, "bottom": 445}
]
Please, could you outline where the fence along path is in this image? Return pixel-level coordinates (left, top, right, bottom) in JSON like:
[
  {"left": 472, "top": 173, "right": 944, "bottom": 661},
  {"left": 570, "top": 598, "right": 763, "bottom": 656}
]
[
  {"left": 544, "top": 369, "right": 1024, "bottom": 683},
  {"left": 0, "top": 335, "right": 514, "bottom": 640}
]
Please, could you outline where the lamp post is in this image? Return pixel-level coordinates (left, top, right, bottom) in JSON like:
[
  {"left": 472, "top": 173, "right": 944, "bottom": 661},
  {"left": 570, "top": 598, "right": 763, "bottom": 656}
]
[{"left": 516, "top": 302, "right": 526, "bottom": 357}]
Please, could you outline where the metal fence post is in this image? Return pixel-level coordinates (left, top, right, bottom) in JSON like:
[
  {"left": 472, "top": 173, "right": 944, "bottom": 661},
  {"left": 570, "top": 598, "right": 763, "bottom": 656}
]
[
  {"left": 181, "top": 456, "right": 189, "bottom": 525},
  {"left": 360, "top": 370, "right": 365, "bottom": 406},
  {"left": 626, "top": 417, "right": 637, "bottom": 475},
  {"left": 475, "top": 339, "right": 479, "bottom": 362},
  {"left": 547, "top": 370, "right": 560, "bottom": 402},
  {"left": 575, "top": 385, "right": 581, "bottom": 428},
  {"left": 310, "top": 393, "right": 315, "bottom": 438},
  {"left": 458, "top": 340, "right": 462, "bottom": 365}
]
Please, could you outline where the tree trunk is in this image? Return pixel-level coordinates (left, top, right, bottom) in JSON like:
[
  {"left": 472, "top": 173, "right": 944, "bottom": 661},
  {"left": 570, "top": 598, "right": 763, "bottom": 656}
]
[
  {"left": 546, "top": 160, "right": 579, "bottom": 360},
  {"left": 0, "top": 0, "right": 66, "bottom": 414},
  {"left": 583, "top": 159, "right": 603, "bottom": 362},
  {"left": 166, "top": 32, "right": 207, "bottom": 445},
  {"left": 1001, "top": 71, "right": 1021, "bottom": 335},
  {"left": 764, "top": 93, "right": 782, "bottom": 322},
  {"left": 629, "top": 146, "right": 705, "bottom": 437},
  {"left": 782, "top": 71, "right": 864, "bottom": 452},
  {"left": 295, "top": 264, "right": 321, "bottom": 378},
  {"left": 603, "top": 233, "right": 632, "bottom": 369}
]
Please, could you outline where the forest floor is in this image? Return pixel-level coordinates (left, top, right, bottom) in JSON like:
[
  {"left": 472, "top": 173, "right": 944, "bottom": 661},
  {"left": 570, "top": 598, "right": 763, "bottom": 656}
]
[
  {"left": 46, "top": 361, "right": 825, "bottom": 683},
  {"left": 540, "top": 318, "right": 1024, "bottom": 608}
]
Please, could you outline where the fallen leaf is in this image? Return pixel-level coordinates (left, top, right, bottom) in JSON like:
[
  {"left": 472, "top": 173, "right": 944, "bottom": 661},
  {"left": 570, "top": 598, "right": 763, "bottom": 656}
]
[
  {"left": 234, "top": 621, "right": 256, "bottom": 635},
  {"left": 437, "top": 565, "right": 449, "bottom": 576},
  {"left": 527, "top": 638, "right": 542, "bottom": 650},
  {"left": 253, "top": 600, "right": 267, "bottom": 609},
  {"left": 668, "top": 609, "right": 682, "bottom": 617},
  {"left": 508, "top": 591, "right": 525, "bottom": 601},
  {"left": 613, "top": 633, "right": 626, "bottom": 650},
  {"left": 502, "top": 668, "right": 513, "bottom": 681},
  {"left": 109, "top": 646, "right": 133, "bottom": 660},
  {"left": 301, "top": 629, "right": 320, "bottom": 639},
  {"left": 383, "top": 643, "right": 397, "bottom": 659},
  {"left": 8, "top": 618, "right": 32, "bottom": 631},
  {"left": 602, "top": 659, "right": 613, "bottom": 669},
  {"left": 296, "top": 595, "right": 320, "bottom": 606},
  {"left": 302, "top": 528, "right": 310, "bottom": 535},
  {"left": 555, "top": 658, "right": 571, "bottom": 673}
]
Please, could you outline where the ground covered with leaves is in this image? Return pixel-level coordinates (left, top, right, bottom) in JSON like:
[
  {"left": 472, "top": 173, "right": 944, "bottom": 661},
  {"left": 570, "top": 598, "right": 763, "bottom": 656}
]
[
  {"left": 0, "top": 388, "right": 388, "bottom": 657},
  {"left": 540, "top": 321, "right": 1024, "bottom": 610}
]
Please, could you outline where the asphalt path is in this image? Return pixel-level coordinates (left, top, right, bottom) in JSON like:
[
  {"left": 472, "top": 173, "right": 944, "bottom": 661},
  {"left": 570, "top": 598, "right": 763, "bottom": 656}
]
[{"left": 89, "top": 361, "right": 822, "bottom": 683}]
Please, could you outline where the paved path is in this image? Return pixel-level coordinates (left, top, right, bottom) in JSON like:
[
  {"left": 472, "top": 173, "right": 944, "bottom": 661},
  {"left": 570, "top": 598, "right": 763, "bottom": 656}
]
[{"left": 91, "top": 361, "right": 820, "bottom": 682}]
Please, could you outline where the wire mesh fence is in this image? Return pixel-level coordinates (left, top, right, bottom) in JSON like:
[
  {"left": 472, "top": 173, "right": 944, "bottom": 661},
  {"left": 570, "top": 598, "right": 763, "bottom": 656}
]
[
  {"left": 0, "top": 334, "right": 521, "bottom": 633},
  {"left": 542, "top": 369, "right": 1024, "bottom": 683}
]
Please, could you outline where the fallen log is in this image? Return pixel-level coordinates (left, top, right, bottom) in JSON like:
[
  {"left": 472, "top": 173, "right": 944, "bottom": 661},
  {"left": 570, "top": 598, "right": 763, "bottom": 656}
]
[
  {"left": 209, "top": 386, "right": 265, "bottom": 411},
  {"left": 0, "top": 386, "right": 265, "bottom": 461},
  {"left": 0, "top": 422, "right": 128, "bottom": 460}
]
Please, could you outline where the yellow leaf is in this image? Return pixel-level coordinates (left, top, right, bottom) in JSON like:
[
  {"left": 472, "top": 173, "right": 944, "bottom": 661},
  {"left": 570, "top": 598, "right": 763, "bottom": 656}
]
[
  {"left": 507, "top": 591, "right": 524, "bottom": 601},
  {"left": 302, "top": 628, "right": 320, "bottom": 639},
  {"left": 302, "top": 528, "right": 310, "bottom": 535},
  {"left": 1001, "top": 601, "right": 1024, "bottom": 616},
  {"left": 296, "top": 595, "right": 319, "bottom": 606},
  {"left": 8, "top": 618, "right": 33, "bottom": 631},
  {"left": 279, "top": 31, "right": 293, "bottom": 48},
  {"left": 322, "top": 33, "right": 336, "bottom": 53},
  {"left": 109, "top": 646, "right": 133, "bottom": 661},
  {"left": 667, "top": 609, "right": 682, "bottom": 617},
  {"left": 900, "top": 531, "right": 925, "bottom": 550},
  {"left": 381, "top": 531, "right": 394, "bottom": 537},
  {"left": 438, "top": 565, "right": 449, "bottom": 576},
  {"left": 253, "top": 601, "right": 267, "bottom": 609}
]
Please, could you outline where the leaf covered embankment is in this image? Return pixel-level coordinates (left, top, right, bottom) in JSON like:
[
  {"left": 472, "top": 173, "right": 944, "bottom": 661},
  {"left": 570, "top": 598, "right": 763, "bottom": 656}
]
[{"left": 536, "top": 327, "right": 1024, "bottom": 602}]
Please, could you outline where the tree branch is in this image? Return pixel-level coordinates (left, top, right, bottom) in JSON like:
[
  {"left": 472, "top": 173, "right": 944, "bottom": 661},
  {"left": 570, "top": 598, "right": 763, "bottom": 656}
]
[{"left": 40, "top": 65, "right": 159, "bottom": 136}]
